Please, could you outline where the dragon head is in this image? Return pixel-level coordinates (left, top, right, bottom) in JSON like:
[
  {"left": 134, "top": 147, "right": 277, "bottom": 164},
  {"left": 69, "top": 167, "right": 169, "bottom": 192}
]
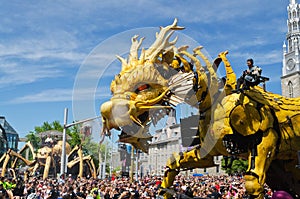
[{"left": 100, "top": 19, "right": 222, "bottom": 153}]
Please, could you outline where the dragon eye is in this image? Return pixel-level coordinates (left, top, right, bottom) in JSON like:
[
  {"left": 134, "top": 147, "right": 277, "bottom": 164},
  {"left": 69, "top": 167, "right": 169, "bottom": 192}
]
[{"left": 135, "top": 84, "right": 150, "bottom": 93}]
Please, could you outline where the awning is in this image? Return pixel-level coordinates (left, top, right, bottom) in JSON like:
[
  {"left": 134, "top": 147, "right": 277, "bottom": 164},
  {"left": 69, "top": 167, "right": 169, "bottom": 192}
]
[{"left": 192, "top": 173, "right": 203, "bottom": 177}]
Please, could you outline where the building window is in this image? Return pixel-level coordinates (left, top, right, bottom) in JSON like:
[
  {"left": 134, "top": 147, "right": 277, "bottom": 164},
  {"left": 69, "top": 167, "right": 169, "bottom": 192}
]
[
  {"left": 160, "top": 133, "right": 166, "bottom": 140},
  {"left": 6, "top": 134, "right": 18, "bottom": 150},
  {"left": 172, "top": 132, "right": 178, "bottom": 137},
  {"left": 293, "top": 21, "right": 297, "bottom": 30},
  {"left": 288, "top": 81, "right": 294, "bottom": 98},
  {"left": 289, "top": 40, "right": 293, "bottom": 51}
]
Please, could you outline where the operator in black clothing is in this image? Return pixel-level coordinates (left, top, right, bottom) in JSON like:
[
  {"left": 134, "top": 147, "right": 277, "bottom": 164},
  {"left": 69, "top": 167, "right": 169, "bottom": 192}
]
[{"left": 234, "top": 58, "right": 262, "bottom": 92}]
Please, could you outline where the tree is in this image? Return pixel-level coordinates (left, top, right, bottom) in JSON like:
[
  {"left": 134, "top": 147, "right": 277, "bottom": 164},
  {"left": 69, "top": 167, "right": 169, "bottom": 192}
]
[
  {"left": 25, "top": 121, "right": 62, "bottom": 150},
  {"left": 82, "top": 136, "right": 112, "bottom": 172},
  {"left": 99, "top": 140, "right": 111, "bottom": 162},
  {"left": 34, "top": 121, "right": 57, "bottom": 133},
  {"left": 67, "top": 125, "right": 81, "bottom": 148},
  {"left": 221, "top": 156, "right": 248, "bottom": 175},
  {"left": 25, "top": 120, "right": 82, "bottom": 148},
  {"left": 82, "top": 136, "right": 99, "bottom": 157},
  {"left": 25, "top": 132, "right": 41, "bottom": 150}
]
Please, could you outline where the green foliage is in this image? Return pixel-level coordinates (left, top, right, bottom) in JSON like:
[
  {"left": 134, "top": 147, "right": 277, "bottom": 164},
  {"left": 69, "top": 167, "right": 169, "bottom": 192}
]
[
  {"left": 26, "top": 120, "right": 81, "bottom": 148},
  {"left": 82, "top": 136, "right": 112, "bottom": 172},
  {"left": 26, "top": 121, "right": 61, "bottom": 150},
  {"left": 221, "top": 156, "right": 248, "bottom": 175},
  {"left": 52, "top": 121, "right": 64, "bottom": 132},
  {"left": 99, "top": 140, "right": 111, "bottom": 161},
  {"left": 67, "top": 125, "right": 81, "bottom": 148},
  {"left": 25, "top": 132, "right": 41, "bottom": 150},
  {"left": 82, "top": 136, "right": 99, "bottom": 158},
  {"left": 34, "top": 121, "right": 62, "bottom": 133},
  {"left": 113, "top": 166, "right": 121, "bottom": 174}
]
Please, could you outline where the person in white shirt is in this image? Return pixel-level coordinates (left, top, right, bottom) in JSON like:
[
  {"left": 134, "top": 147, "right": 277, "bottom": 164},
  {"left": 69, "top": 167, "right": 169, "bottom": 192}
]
[{"left": 235, "top": 58, "right": 262, "bottom": 91}]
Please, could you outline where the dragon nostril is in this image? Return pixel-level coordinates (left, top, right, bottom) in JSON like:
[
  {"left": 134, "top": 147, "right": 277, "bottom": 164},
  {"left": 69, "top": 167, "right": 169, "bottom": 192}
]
[
  {"left": 100, "top": 99, "right": 133, "bottom": 130},
  {"left": 112, "top": 101, "right": 130, "bottom": 117}
]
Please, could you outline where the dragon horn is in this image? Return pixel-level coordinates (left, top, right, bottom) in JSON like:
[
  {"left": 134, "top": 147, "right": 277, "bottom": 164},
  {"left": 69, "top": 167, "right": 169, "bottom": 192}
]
[
  {"left": 145, "top": 18, "right": 184, "bottom": 62},
  {"left": 193, "top": 47, "right": 219, "bottom": 97}
]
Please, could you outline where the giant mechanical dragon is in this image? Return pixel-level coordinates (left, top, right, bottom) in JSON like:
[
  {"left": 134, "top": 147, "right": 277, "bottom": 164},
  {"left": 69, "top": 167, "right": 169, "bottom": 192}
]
[{"left": 100, "top": 19, "right": 300, "bottom": 198}]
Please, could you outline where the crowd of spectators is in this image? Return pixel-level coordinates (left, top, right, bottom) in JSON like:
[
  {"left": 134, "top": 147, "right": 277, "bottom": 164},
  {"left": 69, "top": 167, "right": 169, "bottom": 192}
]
[{"left": 0, "top": 174, "right": 290, "bottom": 199}]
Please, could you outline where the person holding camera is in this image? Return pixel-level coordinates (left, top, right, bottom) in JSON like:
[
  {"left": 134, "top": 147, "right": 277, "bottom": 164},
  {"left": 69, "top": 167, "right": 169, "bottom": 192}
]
[{"left": 235, "top": 58, "right": 262, "bottom": 91}]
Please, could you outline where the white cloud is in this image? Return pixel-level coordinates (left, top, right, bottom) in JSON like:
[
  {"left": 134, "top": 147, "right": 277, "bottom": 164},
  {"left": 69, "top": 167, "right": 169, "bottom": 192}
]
[
  {"left": 0, "top": 31, "right": 84, "bottom": 62},
  {"left": 230, "top": 49, "right": 282, "bottom": 65},
  {"left": 0, "top": 62, "right": 63, "bottom": 87},
  {"left": 9, "top": 86, "right": 111, "bottom": 104},
  {"left": 228, "top": 37, "right": 268, "bottom": 51},
  {"left": 0, "top": 32, "right": 88, "bottom": 88},
  {"left": 75, "top": 53, "right": 122, "bottom": 80},
  {"left": 10, "top": 89, "right": 73, "bottom": 104}
]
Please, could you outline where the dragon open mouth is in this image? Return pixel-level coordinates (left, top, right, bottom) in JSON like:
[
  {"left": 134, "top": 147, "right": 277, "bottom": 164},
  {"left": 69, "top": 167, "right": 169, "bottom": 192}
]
[
  {"left": 120, "top": 111, "right": 149, "bottom": 137},
  {"left": 117, "top": 111, "right": 153, "bottom": 153}
]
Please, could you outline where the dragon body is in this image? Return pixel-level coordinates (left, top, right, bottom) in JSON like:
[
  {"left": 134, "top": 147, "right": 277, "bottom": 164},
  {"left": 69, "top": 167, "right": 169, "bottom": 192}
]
[{"left": 100, "top": 19, "right": 300, "bottom": 198}]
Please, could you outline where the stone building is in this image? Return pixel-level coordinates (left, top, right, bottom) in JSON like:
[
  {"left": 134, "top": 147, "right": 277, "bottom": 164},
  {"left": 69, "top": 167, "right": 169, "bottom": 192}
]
[
  {"left": 138, "top": 110, "right": 224, "bottom": 177},
  {"left": 282, "top": 0, "right": 300, "bottom": 97}
]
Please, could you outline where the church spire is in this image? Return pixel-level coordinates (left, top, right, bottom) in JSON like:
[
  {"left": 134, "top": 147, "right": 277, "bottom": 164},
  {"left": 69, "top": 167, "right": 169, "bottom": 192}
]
[
  {"left": 286, "top": 0, "right": 300, "bottom": 53},
  {"left": 282, "top": 0, "right": 300, "bottom": 98},
  {"left": 290, "top": 0, "right": 297, "bottom": 4}
]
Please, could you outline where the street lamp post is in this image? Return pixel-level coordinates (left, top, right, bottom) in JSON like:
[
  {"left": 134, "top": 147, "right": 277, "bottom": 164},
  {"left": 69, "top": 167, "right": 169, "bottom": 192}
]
[
  {"left": 60, "top": 108, "right": 68, "bottom": 176},
  {"left": 109, "top": 133, "right": 113, "bottom": 178},
  {"left": 135, "top": 149, "right": 139, "bottom": 180},
  {"left": 60, "top": 108, "right": 100, "bottom": 177},
  {"left": 130, "top": 146, "right": 134, "bottom": 182},
  {"left": 102, "top": 141, "right": 108, "bottom": 179},
  {"left": 155, "top": 148, "right": 158, "bottom": 176},
  {"left": 98, "top": 144, "right": 102, "bottom": 179}
]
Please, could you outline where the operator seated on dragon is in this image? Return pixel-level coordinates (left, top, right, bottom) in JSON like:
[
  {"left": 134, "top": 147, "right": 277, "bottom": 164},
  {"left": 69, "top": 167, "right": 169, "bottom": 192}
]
[{"left": 234, "top": 58, "right": 262, "bottom": 91}]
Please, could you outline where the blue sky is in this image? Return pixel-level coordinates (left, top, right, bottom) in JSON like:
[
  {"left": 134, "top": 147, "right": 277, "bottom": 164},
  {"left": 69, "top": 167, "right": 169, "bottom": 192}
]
[{"left": 0, "top": 0, "right": 289, "bottom": 142}]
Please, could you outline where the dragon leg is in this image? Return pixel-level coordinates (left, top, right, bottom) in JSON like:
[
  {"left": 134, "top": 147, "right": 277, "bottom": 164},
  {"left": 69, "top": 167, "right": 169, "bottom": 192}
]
[
  {"left": 160, "top": 147, "right": 215, "bottom": 198},
  {"left": 31, "top": 163, "right": 39, "bottom": 176},
  {"left": 244, "top": 128, "right": 278, "bottom": 199},
  {"left": 43, "top": 156, "right": 52, "bottom": 180},
  {"left": 77, "top": 146, "right": 84, "bottom": 178},
  {"left": 1, "top": 151, "right": 10, "bottom": 177}
]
